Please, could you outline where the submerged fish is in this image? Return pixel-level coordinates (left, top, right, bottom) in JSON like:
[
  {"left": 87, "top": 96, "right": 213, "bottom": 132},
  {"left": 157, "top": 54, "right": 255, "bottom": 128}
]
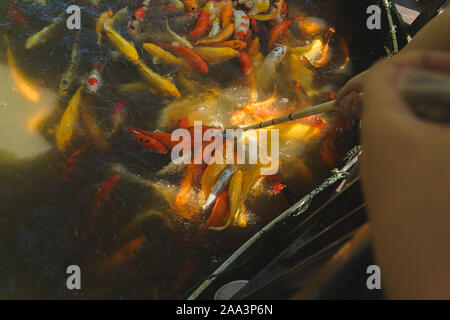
[
  {"left": 193, "top": 46, "right": 239, "bottom": 65},
  {"left": 252, "top": 0, "right": 284, "bottom": 21},
  {"left": 202, "top": 165, "right": 236, "bottom": 211},
  {"left": 56, "top": 86, "right": 83, "bottom": 152},
  {"left": 26, "top": 12, "right": 65, "bottom": 50},
  {"left": 62, "top": 144, "right": 89, "bottom": 181},
  {"left": 86, "top": 64, "right": 103, "bottom": 95},
  {"left": 187, "top": 11, "right": 210, "bottom": 39},
  {"left": 8, "top": 0, "right": 27, "bottom": 27},
  {"left": 163, "top": 44, "right": 208, "bottom": 74},
  {"left": 239, "top": 51, "right": 253, "bottom": 75},
  {"left": 248, "top": 0, "right": 270, "bottom": 16},
  {"left": 196, "top": 23, "right": 234, "bottom": 45},
  {"left": 256, "top": 45, "right": 287, "bottom": 91},
  {"left": 220, "top": 3, "right": 233, "bottom": 29},
  {"left": 101, "top": 235, "right": 147, "bottom": 269},
  {"left": 267, "top": 19, "right": 291, "bottom": 52},
  {"left": 59, "top": 32, "right": 81, "bottom": 97},
  {"left": 5, "top": 36, "right": 41, "bottom": 102},
  {"left": 143, "top": 43, "right": 185, "bottom": 66},
  {"left": 103, "top": 14, "right": 140, "bottom": 63},
  {"left": 80, "top": 103, "right": 110, "bottom": 151},
  {"left": 234, "top": 10, "right": 250, "bottom": 41},
  {"left": 111, "top": 100, "right": 127, "bottom": 133}
]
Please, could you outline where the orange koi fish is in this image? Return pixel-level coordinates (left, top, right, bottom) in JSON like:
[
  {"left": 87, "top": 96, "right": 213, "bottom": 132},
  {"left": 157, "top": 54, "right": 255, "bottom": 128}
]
[
  {"left": 92, "top": 175, "right": 120, "bottom": 215},
  {"left": 234, "top": 10, "right": 250, "bottom": 41},
  {"left": 163, "top": 44, "right": 208, "bottom": 74},
  {"left": 127, "top": 128, "right": 168, "bottom": 154},
  {"left": 177, "top": 117, "right": 190, "bottom": 129},
  {"left": 188, "top": 11, "right": 210, "bottom": 39},
  {"left": 195, "top": 23, "right": 234, "bottom": 45},
  {"left": 315, "top": 27, "right": 335, "bottom": 68},
  {"left": 220, "top": 3, "right": 233, "bottom": 28},
  {"left": 184, "top": 0, "right": 198, "bottom": 11},
  {"left": 86, "top": 64, "right": 102, "bottom": 94},
  {"left": 111, "top": 100, "right": 127, "bottom": 133},
  {"left": 62, "top": 144, "right": 89, "bottom": 181},
  {"left": 239, "top": 51, "right": 253, "bottom": 75},
  {"left": 205, "top": 190, "right": 230, "bottom": 228},
  {"left": 267, "top": 19, "right": 291, "bottom": 52}
]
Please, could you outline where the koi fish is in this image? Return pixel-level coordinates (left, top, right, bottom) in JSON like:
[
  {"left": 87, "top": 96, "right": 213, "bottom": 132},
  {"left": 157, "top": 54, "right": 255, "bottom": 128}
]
[
  {"left": 164, "top": 19, "right": 194, "bottom": 49},
  {"left": 195, "top": 23, "right": 234, "bottom": 45},
  {"left": 169, "top": 0, "right": 185, "bottom": 10},
  {"left": 209, "top": 169, "right": 242, "bottom": 230},
  {"left": 128, "top": 7, "right": 147, "bottom": 41},
  {"left": 239, "top": 51, "right": 253, "bottom": 75},
  {"left": 92, "top": 175, "right": 120, "bottom": 215},
  {"left": 315, "top": 27, "right": 335, "bottom": 68},
  {"left": 25, "top": 12, "right": 65, "bottom": 50},
  {"left": 220, "top": 3, "right": 233, "bottom": 29},
  {"left": 27, "top": 0, "right": 47, "bottom": 6},
  {"left": 267, "top": 19, "right": 291, "bottom": 52},
  {"left": 252, "top": 0, "right": 284, "bottom": 21},
  {"left": 202, "top": 165, "right": 237, "bottom": 211},
  {"left": 163, "top": 44, "right": 208, "bottom": 74},
  {"left": 4, "top": 36, "right": 40, "bottom": 102},
  {"left": 97, "top": 9, "right": 114, "bottom": 45},
  {"left": 127, "top": 128, "right": 168, "bottom": 154},
  {"left": 143, "top": 43, "right": 185, "bottom": 66},
  {"left": 210, "top": 40, "right": 247, "bottom": 51},
  {"left": 80, "top": 104, "right": 110, "bottom": 151},
  {"left": 184, "top": 0, "right": 198, "bottom": 11},
  {"left": 103, "top": 235, "right": 147, "bottom": 269},
  {"left": 267, "top": 175, "right": 287, "bottom": 196},
  {"left": 256, "top": 44, "right": 286, "bottom": 90},
  {"left": 61, "top": 144, "right": 89, "bottom": 181},
  {"left": 293, "top": 16, "right": 327, "bottom": 38},
  {"left": 111, "top": 100, "right": 127, "bottom": 133},
  {"left": 136, "top": 60, "right": 181, "bottom": 98},
  {"left": 8, "top": 0, "right": 27, "bottom": 27},
  {"left": 193, "top": 46, "right": 239, "bottom": 64},
  {"left": 206, "top": 18, "right": 221, "bottom": 39},
  {"left": 248, "top": 37, "right": 263, "bottom": 64},
  {"left": 86, "top": 64, "right": 102, "bottom": 95},
  {"left": 59, "top": 32, "right": 81, "bottom": 97},
  {"left": 234, "top": 10, "right": 250, "bottom": 41},
  {"left": 187, "top": 11, "right": 210, "bottom": 39},
  {"left": 199, "top": 163, "right": 228, "bottom": 203},
  {"left": 248, "top": 0, "right": 270, "bottom": 16},
  {"left": 103, "top": 16, "right": 140, "bottom": 63},
  {"left": 116, "top": 81, "right": 158, "bottom": 97},
  {"left": 205, "top": 190, "right": 229, "bottom": 228},
  {"left": 56, "top": 86, "right": 83, "bottom": 152},
  {"left": 129, "top": 128, "right": 178, "bottom": 150}
]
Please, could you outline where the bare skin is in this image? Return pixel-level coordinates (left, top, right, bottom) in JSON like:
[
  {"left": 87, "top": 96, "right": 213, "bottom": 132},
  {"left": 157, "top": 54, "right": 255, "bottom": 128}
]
[
  {"left": 362, "top": 51, "right": 450, "bottom": 299},
  {"left": 334, "top": 6, "right": 450, "bottom": 117}
]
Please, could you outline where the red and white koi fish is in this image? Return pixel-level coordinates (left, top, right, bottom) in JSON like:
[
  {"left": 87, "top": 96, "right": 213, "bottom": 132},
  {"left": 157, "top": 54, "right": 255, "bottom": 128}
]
[
  {"left": 234, "top": 9, "right": 250, "bottom": 41},
  {"left": 86, "top": 64, "right": 102, "bottom": 94},
  {"left": 127, "top": 128, "right": 168, "bottom": 154}
]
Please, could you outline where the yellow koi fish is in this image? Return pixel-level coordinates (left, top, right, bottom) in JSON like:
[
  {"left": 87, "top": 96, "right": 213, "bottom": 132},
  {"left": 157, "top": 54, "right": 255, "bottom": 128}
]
[
  {"left": 136, "top": 60, "right": 181, "bottom": 98},
  {"left": 26, "top": 12, "right": 65, "bottom": 50},
  {"left": 80, "top": 104, "right": 109, "bottom": 151},
  {"left": 193, "top": 46, "right": 239, "bottom": 64},
  {"left": 56, "top": 86, "right": 83, "bottom": 152},
  {"left": 5, "top": 36, "right": 41, "bottom": 102},
  {"left": 143, "top": 43, "right": 185, "bottom": 66},
  {"left": 199, "top": 163, "right": 228, "bottom": 203}
]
